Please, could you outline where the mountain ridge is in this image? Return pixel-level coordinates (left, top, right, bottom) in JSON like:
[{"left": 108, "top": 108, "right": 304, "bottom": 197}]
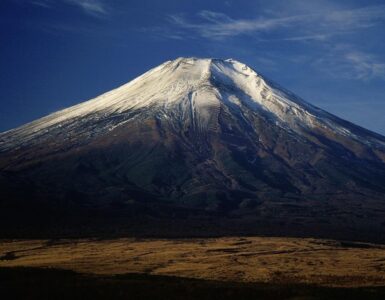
[
  {"left": 1, "top": 57, "right": 385, "bottom": 240},
  {"left": 1, "top": 57, "right": 384, "bottom": 154}
]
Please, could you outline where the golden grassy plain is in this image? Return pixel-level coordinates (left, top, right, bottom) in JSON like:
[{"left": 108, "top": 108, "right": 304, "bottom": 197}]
[{"left": 1, "top": 237, "right": 385, "bottom": 287}]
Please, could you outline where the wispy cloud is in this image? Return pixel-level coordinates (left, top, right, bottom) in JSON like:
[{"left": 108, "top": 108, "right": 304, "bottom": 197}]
[
  {"left": 159, "top": 5, "right": 385, "bottom": 41},
  {"left": 29, "top": 0, "right": 109, "bottom": 17},
  {"left": 145, "top": 4, "right": 385, "bottom": 81},
  {"left": 313, "top": 47, "right": 385, "bottom": 81},
  {"left": 342, "top": 52, "right": 385, "bottom": 80},
  {"left": 30, "top": 0, "right": 52, "bottom": 8},
  {"left": 63, "top": 0, "right": 108, "bottom": 17},
  {"left": 166, "top": 12, "right": 302, "bottom": 40},
  {"left": 324, "top": 5, "right": 385, "bottom": 30}
]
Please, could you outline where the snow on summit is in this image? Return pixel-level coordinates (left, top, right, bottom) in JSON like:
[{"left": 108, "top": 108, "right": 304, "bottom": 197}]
[{"left": 1, "top": 57, "right": 385, "bottom": 151}]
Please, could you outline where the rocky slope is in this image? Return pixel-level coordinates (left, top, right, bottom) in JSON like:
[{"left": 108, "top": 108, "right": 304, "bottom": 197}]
[{"left": 1, "top": 57, "right": 385, "bottom": 239}]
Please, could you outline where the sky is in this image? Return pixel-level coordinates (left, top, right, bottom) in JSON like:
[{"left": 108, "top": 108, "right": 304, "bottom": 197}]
[{"left": 1, "top": 0, "right": 385, "bottom": 134}]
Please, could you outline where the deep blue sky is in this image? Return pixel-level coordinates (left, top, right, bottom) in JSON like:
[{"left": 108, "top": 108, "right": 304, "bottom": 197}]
[{"left": 1, "top": 0, "right": 385, "bottom": 134}]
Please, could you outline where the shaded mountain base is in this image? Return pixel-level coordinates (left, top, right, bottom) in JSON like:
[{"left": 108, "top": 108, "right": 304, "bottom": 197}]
[
  {"left": 2, "top": 174, "right": 385, "bottom": 243},
  {"left": 1, "top": 200, "right": 385, "bottom": 243},
  {"left": 1, "top": 267, "right": 385, "bottom": 300}
]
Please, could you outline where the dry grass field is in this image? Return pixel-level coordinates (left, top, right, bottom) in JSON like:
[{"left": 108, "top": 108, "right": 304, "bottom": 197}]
[{"left": 1, "top": 236, "right": 385, "bottom": 288}]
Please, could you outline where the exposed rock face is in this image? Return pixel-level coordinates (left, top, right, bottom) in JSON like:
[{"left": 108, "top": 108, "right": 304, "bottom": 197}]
[{"left": 1, "top": 58, "right": 385, "bottom": 239}]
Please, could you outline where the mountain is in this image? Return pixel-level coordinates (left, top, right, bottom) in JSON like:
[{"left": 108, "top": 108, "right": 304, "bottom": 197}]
[{"left": 1, "top": 57, "right": 385, "bottom": 240}]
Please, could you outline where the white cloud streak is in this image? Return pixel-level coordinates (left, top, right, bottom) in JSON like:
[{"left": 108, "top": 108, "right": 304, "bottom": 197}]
[
  {"left": 63, "top": 0, "right": 108, "bottom": 17},
  {"left": 344, "top": 52, "right": 385, "bottom": 80},
  {"left": 153, "top": 5, "right": 385, "bottom": 81},
  {"left": 163, "top": 5, "right": 385, "bottom": 40},
  {"left": 313, "top": 47, "right": 385, "bottom": 81},
  {"left": 30, "top": 0, "right": 52, "bottom": 8},
  {"left": 167, "top": 12, "right": 302, "bottom": 40},
  {"left": 29, "top": 0, "right": 108, "bottom": 17}
]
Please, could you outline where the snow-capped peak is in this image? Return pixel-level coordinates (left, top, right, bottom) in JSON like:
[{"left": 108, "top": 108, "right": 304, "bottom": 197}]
[{"left": 1, "top": 57, "right": 385, "bottom": 152}]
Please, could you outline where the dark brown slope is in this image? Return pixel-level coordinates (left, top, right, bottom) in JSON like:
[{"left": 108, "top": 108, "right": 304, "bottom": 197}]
[{"left": 0, "top": 58, "right": 385, "bottom": 240}]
